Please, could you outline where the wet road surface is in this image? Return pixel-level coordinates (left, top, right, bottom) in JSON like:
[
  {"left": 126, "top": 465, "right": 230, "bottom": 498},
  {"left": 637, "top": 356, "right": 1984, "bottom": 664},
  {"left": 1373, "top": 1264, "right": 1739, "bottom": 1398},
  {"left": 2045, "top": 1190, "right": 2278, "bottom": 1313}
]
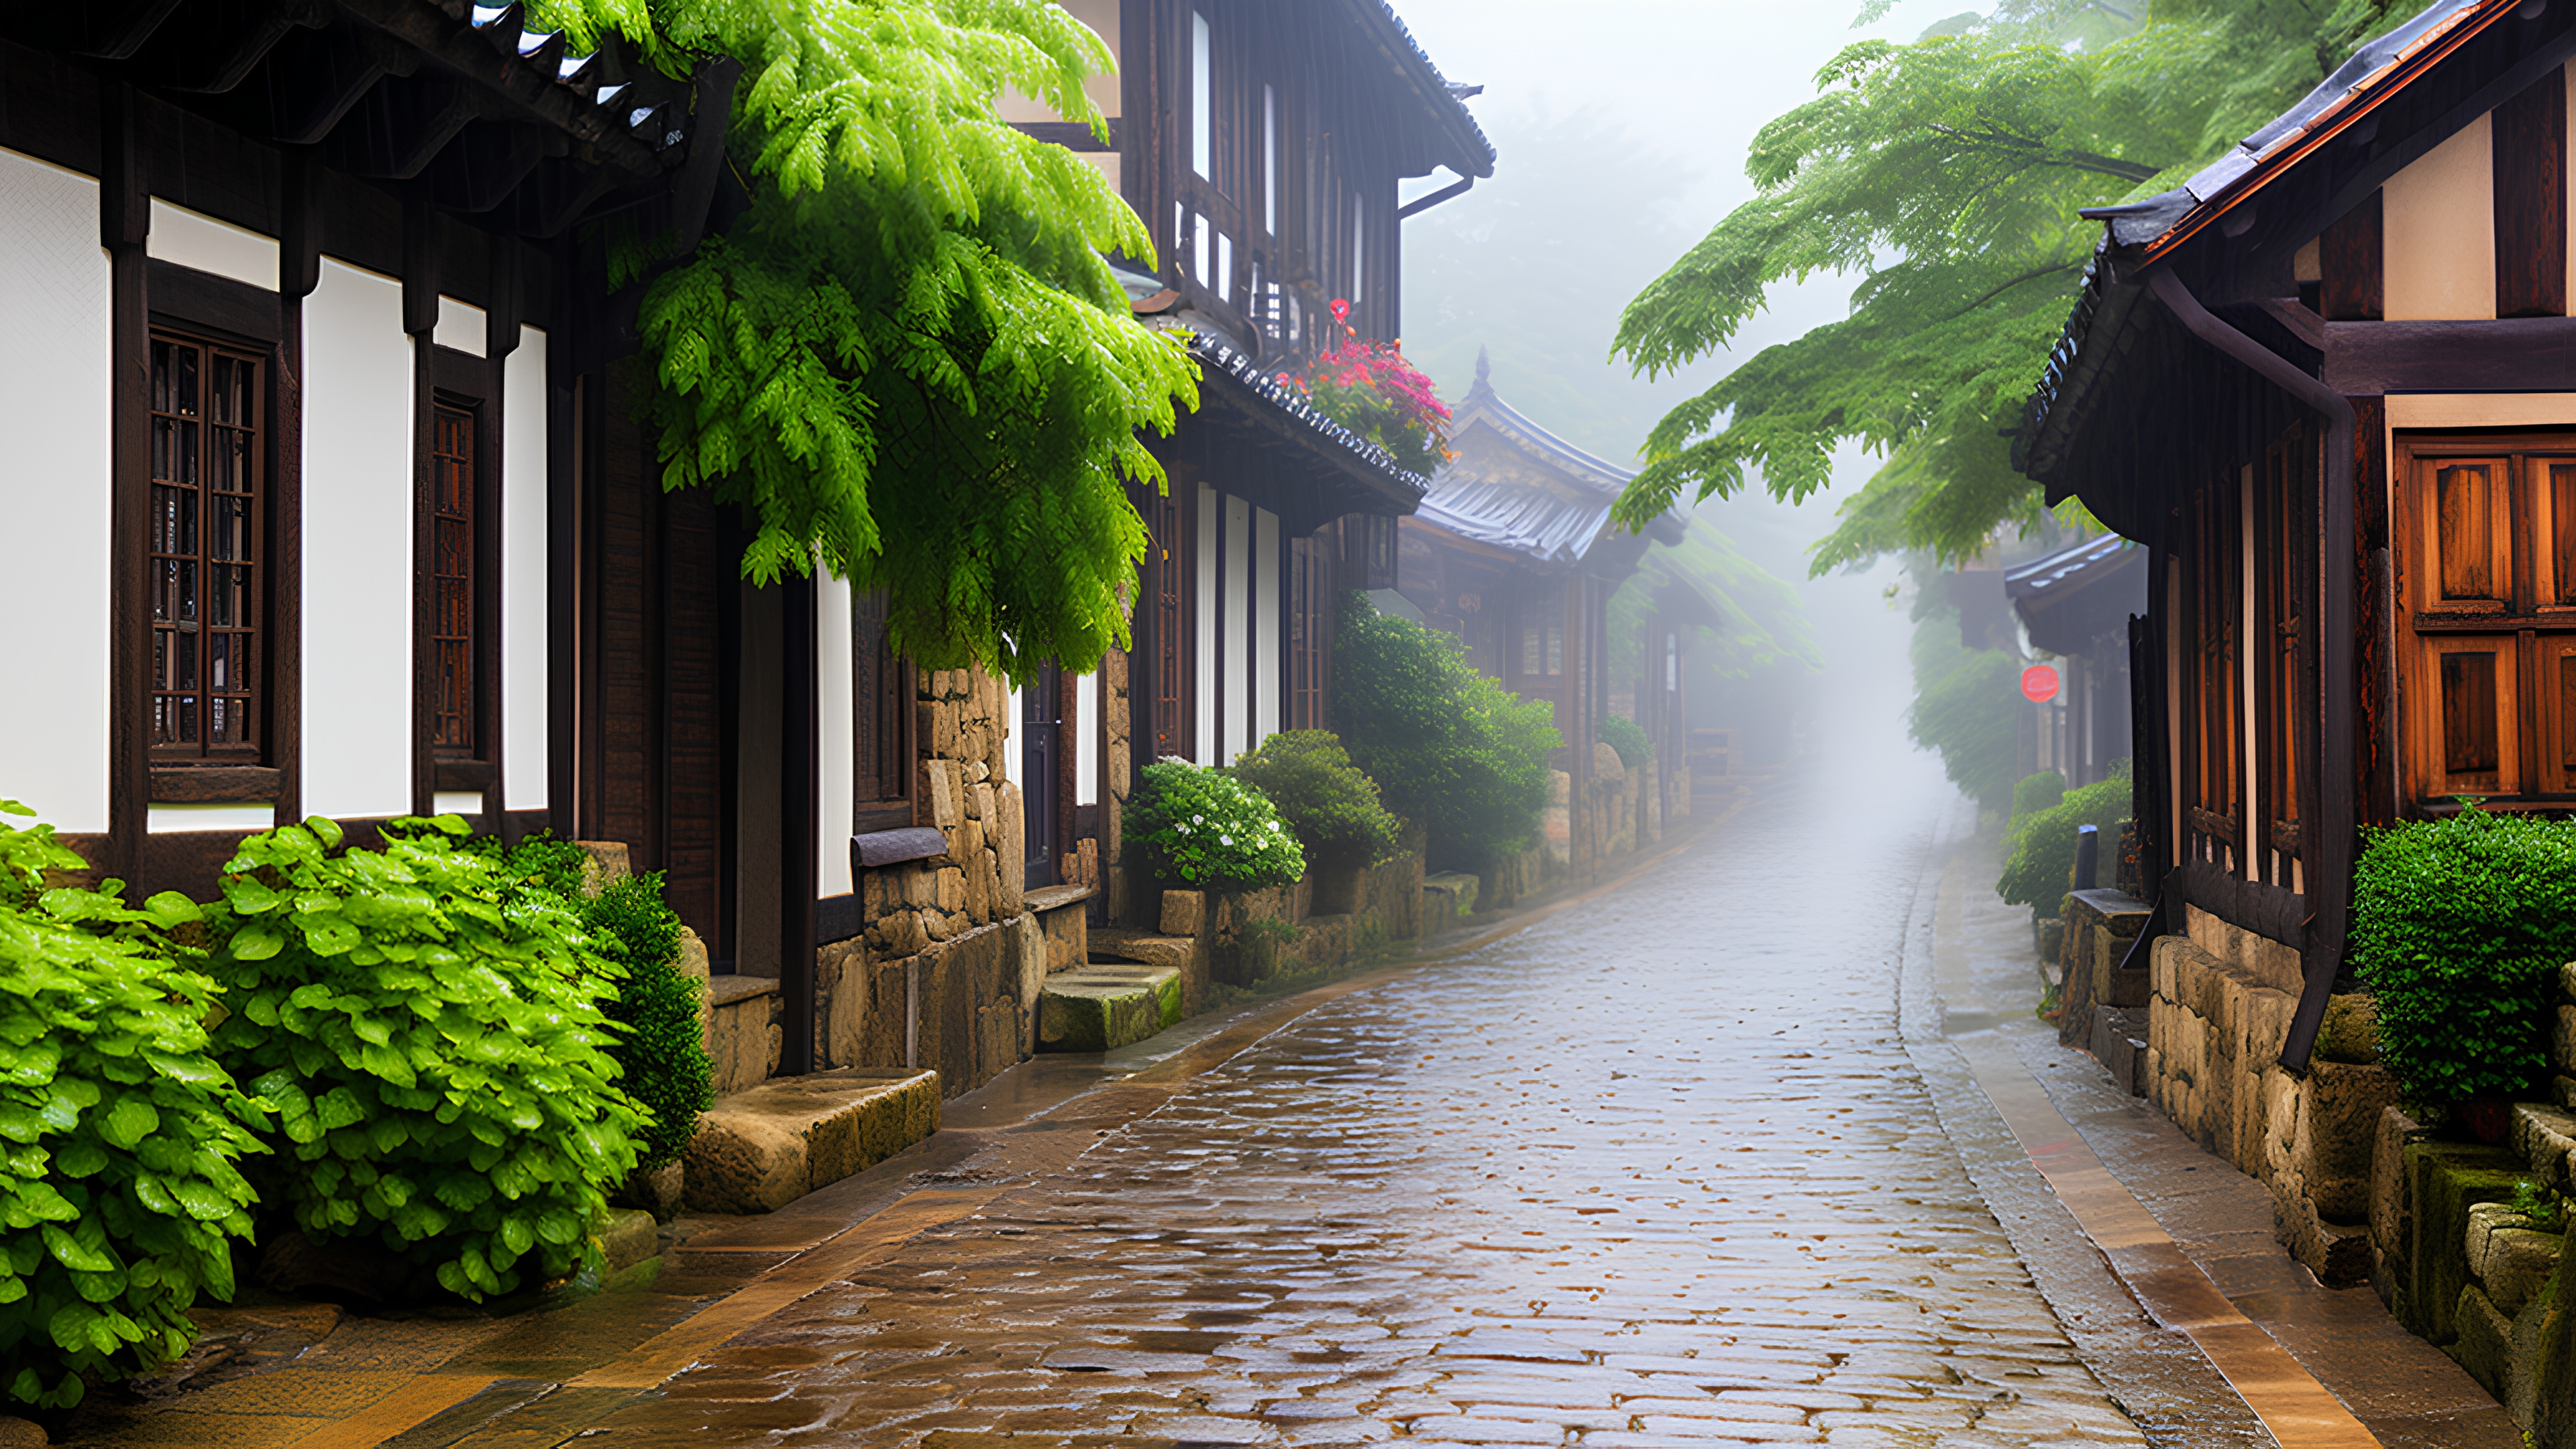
[{"left": 582, "top": 751, "right": 2154, "bottom": 1446}]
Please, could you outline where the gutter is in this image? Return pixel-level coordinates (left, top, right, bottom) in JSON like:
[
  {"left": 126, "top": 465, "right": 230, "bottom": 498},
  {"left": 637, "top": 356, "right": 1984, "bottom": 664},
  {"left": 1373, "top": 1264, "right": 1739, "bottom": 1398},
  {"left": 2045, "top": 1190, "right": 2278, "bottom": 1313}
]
[{"left": 2146, "top": 270, "right": 2354, "bottom": 1077}]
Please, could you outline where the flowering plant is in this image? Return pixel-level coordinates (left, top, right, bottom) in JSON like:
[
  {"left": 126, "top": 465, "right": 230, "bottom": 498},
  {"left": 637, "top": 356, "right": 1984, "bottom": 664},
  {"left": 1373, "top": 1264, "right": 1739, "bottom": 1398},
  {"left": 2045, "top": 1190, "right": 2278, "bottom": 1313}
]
[
  {"left": 1277, "top": 299, "right": 1452, "bottom": 475},
  {"left": 1124, "top": 760, "right": 1305, "bottom": 894}
]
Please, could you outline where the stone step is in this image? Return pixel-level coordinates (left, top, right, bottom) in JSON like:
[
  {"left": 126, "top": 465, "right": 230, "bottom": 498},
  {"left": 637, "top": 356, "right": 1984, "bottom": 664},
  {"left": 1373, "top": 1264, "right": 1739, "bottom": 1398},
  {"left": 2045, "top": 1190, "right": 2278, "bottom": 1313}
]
[
  {"left": 1038, "top": 964, "right": 1182, "bottom": 1053},
  {"left": 684, "top": 1067, "right": 942, "bottom": 1214}
]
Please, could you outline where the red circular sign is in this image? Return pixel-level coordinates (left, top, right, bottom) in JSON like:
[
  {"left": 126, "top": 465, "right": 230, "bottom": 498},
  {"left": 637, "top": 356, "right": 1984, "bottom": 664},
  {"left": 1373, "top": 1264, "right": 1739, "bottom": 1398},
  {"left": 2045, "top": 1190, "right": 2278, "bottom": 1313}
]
[{"left": 2021, "top": 664, "right": 2061, "bottom": 703}]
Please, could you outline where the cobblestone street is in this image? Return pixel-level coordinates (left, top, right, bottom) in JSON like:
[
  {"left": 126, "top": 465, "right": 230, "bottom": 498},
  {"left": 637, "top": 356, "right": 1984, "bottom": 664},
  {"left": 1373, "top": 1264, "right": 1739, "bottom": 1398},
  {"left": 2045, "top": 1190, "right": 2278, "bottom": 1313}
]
[{"left": 568, "top": 742, "right": 2156, "bottom": 1447}]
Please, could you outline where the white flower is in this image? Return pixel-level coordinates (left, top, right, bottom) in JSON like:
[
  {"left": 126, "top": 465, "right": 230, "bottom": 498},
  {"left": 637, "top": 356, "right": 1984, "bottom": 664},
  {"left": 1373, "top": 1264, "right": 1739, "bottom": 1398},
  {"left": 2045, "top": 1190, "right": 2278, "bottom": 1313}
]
[
  {"left": 1220, "top": 834, "right": 1232, "bottom": 845},
  {"left": 1192, "top": 814, "right": 1203, "bottom": 824}
]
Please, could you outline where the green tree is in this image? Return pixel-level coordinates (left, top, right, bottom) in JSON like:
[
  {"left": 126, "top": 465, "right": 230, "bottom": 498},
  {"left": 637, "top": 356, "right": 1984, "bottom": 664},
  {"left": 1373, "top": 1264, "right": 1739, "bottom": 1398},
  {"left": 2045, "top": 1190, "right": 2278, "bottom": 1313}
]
[
  {"left": 533, "top": 0, "right": 1195, "bottom": 679},
  {"left": 1608, "top": 1, "right": 2408, "bottom": 573}
]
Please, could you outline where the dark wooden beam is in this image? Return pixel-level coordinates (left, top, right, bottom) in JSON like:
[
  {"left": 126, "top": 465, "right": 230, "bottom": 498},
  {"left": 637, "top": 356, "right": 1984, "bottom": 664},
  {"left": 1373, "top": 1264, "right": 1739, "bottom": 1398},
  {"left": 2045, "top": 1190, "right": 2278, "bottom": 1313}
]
[
  {"left": 150, "top": 0, "right": 329, "bottom": 95},
  {"left": 429, "top": 119, "right": 559, "bottom": 212},
  {"left": 2494, "top": 68, "right": 2569, "bottom": 318},
  {"left": 1009, "top": 119, "right": 1121, "bottom": 152},
  {"left": 333, "top": 0, "right": 669, "bottom": 177},
  {"left": 2321, "top": 316, "right": 2576, "bottom": 392},
  {"left": 266, "top": 19, "right": 418, "bottom": 146}
]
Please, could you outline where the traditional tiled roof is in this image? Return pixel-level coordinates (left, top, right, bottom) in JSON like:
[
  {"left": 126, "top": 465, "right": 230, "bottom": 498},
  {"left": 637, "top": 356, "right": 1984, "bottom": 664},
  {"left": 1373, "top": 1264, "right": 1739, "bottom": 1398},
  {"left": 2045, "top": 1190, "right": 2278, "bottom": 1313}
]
[
  {"left": 1189, "top": 331, "right": 1432, "bottom": 504},
  {"left": 1417, "top": 352, "right": 1680, "bottom": 564},
  {"left": 1348, "top": 0, "right": 1497, "bottom": 179}
]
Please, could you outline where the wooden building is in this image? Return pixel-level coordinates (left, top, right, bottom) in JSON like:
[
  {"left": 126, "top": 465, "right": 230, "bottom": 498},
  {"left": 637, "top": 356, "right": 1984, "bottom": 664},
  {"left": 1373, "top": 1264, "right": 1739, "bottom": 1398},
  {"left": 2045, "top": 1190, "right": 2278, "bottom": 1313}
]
[
  {"left": 2004, "top": 535, "right": 2144, "bottom": 790},
  {"left": 2013, "top": 1, "right": 2576, "bottom": 1093},
  {"left": 1003, "top": 0, "right": 1497, "bottom": 924},
  {"left": 1397, "top": 354, "right": 1682, "bottom": 875},
  {"left": 0, "top": 0, "right": 1489, "bottom": 1097}
]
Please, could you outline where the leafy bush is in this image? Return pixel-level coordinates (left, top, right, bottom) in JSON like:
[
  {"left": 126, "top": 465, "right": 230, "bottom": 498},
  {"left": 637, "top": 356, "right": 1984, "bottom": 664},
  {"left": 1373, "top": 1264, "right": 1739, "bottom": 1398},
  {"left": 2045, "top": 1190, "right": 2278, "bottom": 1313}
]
[
  {"left": 1996, "top": 759, "right": 2131, "bottom": 908},
  {"left": 206, "top": 816, "right": 645, "bottom": 1301},
  {"left": 1125, "top": 761, "right": 1305, "bottom": 894},
  {"left": 1332, "top": 592, "right": 1561, "bottom": 866},
  {"left": 469, "top": 836, "right": 713, "bottom": 1172},
  {"left": 0, "top": 804, "right": 266, "bottom": 1409},
  {"left": 2010, "top": 770, "right": 2065, "bottom": 822},
  {"left": 1597, "top": 715, "right": 1651, "bottom": 772},
  {"left": 1226, "top": 732, "right": 1402, "bottom": 877},
  {"left": 2350, "top": 806, "right": 2576, "bottom": 1108}
]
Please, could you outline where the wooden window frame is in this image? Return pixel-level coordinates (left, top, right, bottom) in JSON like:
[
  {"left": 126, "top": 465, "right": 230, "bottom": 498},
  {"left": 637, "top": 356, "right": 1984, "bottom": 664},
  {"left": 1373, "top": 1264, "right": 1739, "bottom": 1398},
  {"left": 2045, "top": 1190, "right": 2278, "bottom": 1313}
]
[
  {"left": 418, "top": 347, "right": 502, "bottom": 806},
  {"left": 2255, "top": 427, "right": 2316, "bottom": 888},
  {"left": 2394, "top": 431, "right": 2576, "bottom": 809},
  {"left": 146, "top": 325, "right": 267, "bottom": 766},
  {"left": 138, "top": 260, "right": 292, "bottom": 810},
  {"left": 851, "top": 587, "right": 917, "bottom": 834},
  {"left": 2184, "top": 475, "right": 2243, "bottom": 869},
  {"left": 1142, "top": 480, "right": 1197, "bottom": 763}
]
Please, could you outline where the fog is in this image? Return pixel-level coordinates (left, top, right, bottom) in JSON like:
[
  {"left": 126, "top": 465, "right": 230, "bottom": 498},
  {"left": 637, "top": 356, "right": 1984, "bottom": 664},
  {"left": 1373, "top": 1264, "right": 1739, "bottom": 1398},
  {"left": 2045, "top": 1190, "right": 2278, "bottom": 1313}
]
[{"left": 1396, "top": 0, "right": 1994, "bottom": 762}]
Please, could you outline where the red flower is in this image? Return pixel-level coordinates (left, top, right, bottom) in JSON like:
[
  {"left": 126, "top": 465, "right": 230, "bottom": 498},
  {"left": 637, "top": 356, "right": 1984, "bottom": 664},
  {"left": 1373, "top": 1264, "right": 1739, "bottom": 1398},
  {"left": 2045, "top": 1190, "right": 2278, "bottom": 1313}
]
[{"left": 1330, "top": 298, "right": 1350, "bottom": 323}]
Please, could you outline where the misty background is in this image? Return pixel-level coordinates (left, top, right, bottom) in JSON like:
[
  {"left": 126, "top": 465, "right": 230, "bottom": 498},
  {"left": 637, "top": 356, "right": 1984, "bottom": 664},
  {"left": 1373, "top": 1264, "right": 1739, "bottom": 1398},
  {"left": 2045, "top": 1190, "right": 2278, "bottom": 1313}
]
[{"left": 1395, "top": 1, "right": 2003, "bottom": 765}]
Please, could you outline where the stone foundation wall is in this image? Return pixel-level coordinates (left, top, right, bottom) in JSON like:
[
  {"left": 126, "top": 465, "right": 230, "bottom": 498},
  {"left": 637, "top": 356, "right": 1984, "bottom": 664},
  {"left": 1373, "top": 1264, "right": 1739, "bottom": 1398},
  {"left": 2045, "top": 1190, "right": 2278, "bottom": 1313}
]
[{"left": 2142, "top": 904, "right": 2399, "bottom": 1283}]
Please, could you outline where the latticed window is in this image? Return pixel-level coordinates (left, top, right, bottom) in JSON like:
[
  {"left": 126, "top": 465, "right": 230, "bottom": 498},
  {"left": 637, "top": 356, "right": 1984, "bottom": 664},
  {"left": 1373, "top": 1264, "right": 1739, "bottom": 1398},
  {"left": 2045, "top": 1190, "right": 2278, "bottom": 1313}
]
[
  {"left": 429, "top": 406, "right": 476, "bottom": 752},
  {"left": 1148, "top": 490, "right": 1191, "bottom": 760},
  {"left": 1287, "top": 535, "right": 1327, "bottom": 730},
  {"left": 150, "top": 333, "right": 259, "bottom": 756}
]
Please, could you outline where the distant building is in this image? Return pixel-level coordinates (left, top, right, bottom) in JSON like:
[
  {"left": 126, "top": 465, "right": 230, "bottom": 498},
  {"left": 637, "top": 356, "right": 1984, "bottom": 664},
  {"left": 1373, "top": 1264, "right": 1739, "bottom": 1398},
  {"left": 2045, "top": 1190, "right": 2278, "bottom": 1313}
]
[
  {"left": 2004, "top": 535, "right": 2145, "bottom": 790},
  {"left": 1398, "top": 354, "right": 1685, "bottom": 877}
]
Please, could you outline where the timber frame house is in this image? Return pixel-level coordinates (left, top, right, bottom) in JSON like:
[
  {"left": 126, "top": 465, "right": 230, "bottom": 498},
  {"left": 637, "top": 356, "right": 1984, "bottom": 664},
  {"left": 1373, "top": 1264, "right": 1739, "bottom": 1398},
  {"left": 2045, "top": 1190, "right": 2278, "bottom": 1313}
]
[
  {"left": 0, "top": 0, "right": 1490, "bottom": 1097},
  {"left": 1395, "top": 355, "right": 1684, "bottom": 877},
  {"left": 2015, "top": 0, "right": 2576, "bottom": 1073}
]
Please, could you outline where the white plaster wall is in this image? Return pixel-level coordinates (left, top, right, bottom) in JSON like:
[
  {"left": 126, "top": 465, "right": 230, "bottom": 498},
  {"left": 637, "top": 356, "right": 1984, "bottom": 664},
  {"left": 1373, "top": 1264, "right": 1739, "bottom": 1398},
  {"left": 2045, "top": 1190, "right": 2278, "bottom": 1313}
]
[
  {"left": 434, "top": 296, "right": 486, "bottom": 356},
  {"left": 0, "top": 150, "right": 109, "bottom": 831},
  {"left": 1254, "top": 508, "right": 1280, "bottom": 749},
  {"left": 146, "top": 199, "right": 276, "bottom": 290},
  {"left": 302, "top": 258, "right": 415, "bottom": 819},
  {"left": 148, "top": 804, "right": 273, "bottom": 834},
  {"left": 1195, "top": 482, "right": 1218, "bottom": 763},
  {"left": 817, "top": 569, "right": 855, "bottom": 896},
  {"left": 501, "top": 326, "right": 549, "bottom": 810},
  {"left": 1076, "top": 667, "right": 1098, "bottom": 806},
  {"left": 1224, "top": 495, "right": 1250, "bottom": 762},
  {"left": 2383, "top": 112, "right": 2496, "bottom": 320}
]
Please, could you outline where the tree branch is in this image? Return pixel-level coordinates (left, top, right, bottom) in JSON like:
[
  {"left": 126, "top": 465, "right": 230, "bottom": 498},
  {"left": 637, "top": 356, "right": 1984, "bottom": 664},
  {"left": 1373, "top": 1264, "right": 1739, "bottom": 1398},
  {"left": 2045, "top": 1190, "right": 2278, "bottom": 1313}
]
[{"left": 1923, "top": 123, "right": 2165, "bottom": 182}]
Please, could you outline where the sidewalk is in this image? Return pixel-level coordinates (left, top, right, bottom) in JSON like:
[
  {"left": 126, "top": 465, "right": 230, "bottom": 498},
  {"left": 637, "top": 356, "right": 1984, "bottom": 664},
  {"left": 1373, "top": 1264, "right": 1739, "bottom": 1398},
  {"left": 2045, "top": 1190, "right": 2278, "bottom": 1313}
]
[{"left": 1906, "top": 802, "right": 2517, "bottom": 1449}]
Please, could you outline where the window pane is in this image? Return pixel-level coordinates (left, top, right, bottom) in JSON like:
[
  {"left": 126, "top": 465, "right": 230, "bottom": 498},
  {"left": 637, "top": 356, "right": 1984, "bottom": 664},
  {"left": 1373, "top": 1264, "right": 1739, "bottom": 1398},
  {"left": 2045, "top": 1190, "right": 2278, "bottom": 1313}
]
[
  {"left": 429, "top": 407, "right": 476, "bottom": 751},
  {"left": 2440, "top": 650, "right": 2501, "bottom": 774},
  {"left": 2437, "top": 464, "right": 2497, "bottom": 600}
]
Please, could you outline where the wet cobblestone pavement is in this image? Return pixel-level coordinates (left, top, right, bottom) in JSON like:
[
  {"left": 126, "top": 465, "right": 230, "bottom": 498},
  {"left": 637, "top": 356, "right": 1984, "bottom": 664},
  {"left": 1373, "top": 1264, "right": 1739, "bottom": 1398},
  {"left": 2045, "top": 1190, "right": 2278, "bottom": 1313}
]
[{"left": 582, "top": 756, "right": 2147, "bottom": 1446}]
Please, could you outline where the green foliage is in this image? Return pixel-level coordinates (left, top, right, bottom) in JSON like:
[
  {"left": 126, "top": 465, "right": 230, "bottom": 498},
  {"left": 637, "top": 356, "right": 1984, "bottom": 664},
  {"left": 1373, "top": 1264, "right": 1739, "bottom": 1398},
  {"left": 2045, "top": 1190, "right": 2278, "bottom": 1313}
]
[
  {"left": 579, "top": 874, "right": 711, "bottom": 1171},
  {"left": 1226, "top": 732, "right": 1402, "bottom": 877},
  {"left": 2011, "top": 770, "right": 2066, "bottom": 824},
  {"left": 1996, "top": 760, "right": 2132, "bottom": 908},
  {"left": 2510, "top": 1179, "right": 2566, "bottom": 1233},
  {"left": 2351, "top": 807, "right": 2576, "bottom": 1109},
  {"left": 1332, "top": 592, "right": 1562, "bottom": 865},
  {"left": 205, "top": 816, "right": 645, "bottom": 1303},
  {"left": 1597, "top": 715, "right": 1651, "bottom": 773},
  {"left": 1609, "top": 1, "right": 2412, "bottom": 572},
  {"left": 0, "top": 804, "right": 266, "bottom": 1409},
  {"left": 531, "top": 0, "right": 1197, "bottom": 680},
  {"left": 464, "top": 836, "right": 714, "bottom": 1173},
  {"left": 1904, "top": 579, "right": 2021, "bottom": 812},
  {"left": 1125, "top": 762, "right": 1305, "bottom": 894}
]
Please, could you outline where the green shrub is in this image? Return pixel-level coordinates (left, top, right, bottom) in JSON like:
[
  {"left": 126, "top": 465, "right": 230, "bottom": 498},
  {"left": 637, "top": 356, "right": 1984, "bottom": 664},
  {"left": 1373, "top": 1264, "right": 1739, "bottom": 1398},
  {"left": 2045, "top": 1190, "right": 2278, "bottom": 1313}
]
[
  {"left": 1597, "top": 715, "right": 1650, "bottom": 773},
  {"left": 0, "top": 804, "right": 266, "bottom": 1408},
  {"left": 206, "top": 816, "right": 645, "bottom": 1302},
  {"left": 2350, "top": 806, "right": 2576, "bottom": 1108},
  {"left": 578, "top": 874, "right": 711, "bottom": 1171},
  {"left": 1996, "top": 759, "right": 2132, "bottom": 908},
  {"left": 2010, "top": 770, "right": 2066, "bottom": 823},
  {"left": 466, "top": 835, "right": 714, "bottom": 1173},
  {"left": 1226, "top": 731, "right": 1402, "bottom": 877},
  {"left": 1125, "top": 761, "right": 1305, "bottom": 893},
  {"left": 1332, "top": 592, "right": 1560, "bottom": 865}
]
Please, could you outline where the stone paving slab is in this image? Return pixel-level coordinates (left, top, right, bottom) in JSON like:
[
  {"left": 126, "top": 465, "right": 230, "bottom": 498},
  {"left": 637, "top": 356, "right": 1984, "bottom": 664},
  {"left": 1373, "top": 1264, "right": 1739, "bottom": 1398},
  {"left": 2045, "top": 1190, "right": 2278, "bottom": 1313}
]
[{"left": 684, "top": 1067, "right": 943, "bottom": 1214}]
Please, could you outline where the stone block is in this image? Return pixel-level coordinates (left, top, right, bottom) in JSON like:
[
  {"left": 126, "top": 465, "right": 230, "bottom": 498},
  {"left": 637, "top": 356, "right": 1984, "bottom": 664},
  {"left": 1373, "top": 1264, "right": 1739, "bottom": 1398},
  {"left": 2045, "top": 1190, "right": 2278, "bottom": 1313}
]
[
  {"left": 822, "top": 938, "right": 870, "bottom": 1070},
  {"left": 2404, "top": 1141, "right": 2527, "bottom": 1342},
  {"left": 2088, "top": 1006, "right": 2147, "bottom": 1096},
  {"left": 574, "top": 841, "right": 632, "bottom": 898},
  {"left": 1038, "top": 964, "right": 1181, "bottom": 1053},
  {"left": 599, "top": 1208, "right": 658, "bottom": 1273},
  {"left": 910, "top": 920, "right": 1030, "bottom": 1096},
  {"left": 2187, "top": 904, "right": 2238, "bottom": 969},
  {"left": 2151, "top": 935, "right": 2180, "bottom": 1001},
  {"left": 2557, "top": 1005, "right": 2576, "bottom": 1075},
  {"left": 684, "top": 1068, "right": 941, "bottom": 1214},
  {"left": 1015, "top": 914, "right": 1046, "bottom": 1055},
  {"left": 1161, "top": 890, "right": 1206, "bottom": 937},
  {"left": 996, "top": 782, "right": 1025, "bottom": 916},
  {"left": 936, "top": 866, "right": 966, "bottom": 913},
  {"left": 957, "top": 816, "right": 985, "bottom": 861},
  {"left": 676, "top": 926, "right": 712, "bottom": 1042},
  {"left": 705, "top": 975, "right": 781, "bottom": 1098},
  {"left": 971, "top": 781, "right": 996, "bottom": 828},
  {"left": 923, "top": 759, "right": 959, "bottom": 828},
  {"left": 2298, "top": 1061, "right": 2400, "bottom": 1221},
  {"left": 2239, "top": 984, "right": 2296, "bottom": 1076},
  {"left": 2270, "top": 1171, "right": 2375, "bottom": 1285},
  {"left": 2245, "top": 932, "right": 2304, "bottom": 996},
  {"left": 2518, "top": 1104, "right": 2576, "bottom": 1189},
  {"left": 963, "top": 849, "right": 993, "bottom": 923},
  {"left": 2451, "top": 1284, "right": 2516, "bottom": 1400},
  {"left": 2375, "top": 1106, "right": 2428, "bottom": 1267},
  {"left": 2316, "top": 993, "right": 2384, "bottom": 1065},
  {"left": 1422, "top": 871, "right": 1481, "bottom": 928}
]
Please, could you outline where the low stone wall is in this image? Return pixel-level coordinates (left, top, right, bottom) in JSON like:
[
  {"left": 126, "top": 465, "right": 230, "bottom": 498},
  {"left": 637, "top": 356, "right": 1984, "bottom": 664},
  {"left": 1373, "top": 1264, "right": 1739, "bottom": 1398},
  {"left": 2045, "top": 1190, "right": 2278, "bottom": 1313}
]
[
  {"left": 2055, "top": 888, "right": 2149, "bottom": 1067},
  {"left": 2141, "top": 905, "right": 2399, "bottom": 1284},
  {"left": 828, "top": 916, "right": 1038, "bottom": 1099}
]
